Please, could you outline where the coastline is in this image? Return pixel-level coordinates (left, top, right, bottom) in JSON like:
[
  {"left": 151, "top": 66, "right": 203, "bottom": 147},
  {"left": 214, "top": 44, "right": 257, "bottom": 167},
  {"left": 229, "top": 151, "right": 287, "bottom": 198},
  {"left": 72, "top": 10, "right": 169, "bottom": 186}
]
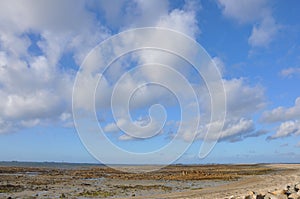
[{"left": 1, "top": 163, "right": 299, "bottom": 198}]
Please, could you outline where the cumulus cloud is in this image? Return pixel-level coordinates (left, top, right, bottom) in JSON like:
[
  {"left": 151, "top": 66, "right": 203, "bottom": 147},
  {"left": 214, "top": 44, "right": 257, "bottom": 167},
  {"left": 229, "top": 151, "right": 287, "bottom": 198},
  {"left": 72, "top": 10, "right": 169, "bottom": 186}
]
[
  {"left": 262, "top": 97, "right": 300, "bottom": 141},
  {"left": 0, "top": 0, "right": 195, "bottom": 135},
  {"left": 248, "top": 15, "right": 279, "bottom": 47},
  {"left": 202, "top": 77, "right": 265, "bottom": 142},
  {"left": 217, "top": 0, "right": 268, "bottom": 24},
  {"left": 217, "top": 0, "right": 279, "bottom": 48},
  {"left": 203, "top": 118, "right": 255, "bottom": 142},
  {"left": 0, "top": 0, "right": 267, "bottom": 146},
  {"left": 267, "top": 120, "right": 300, "bottom": 140},
  {"left": 76, "top": 40, "right": 265, "bottom": 143},
  {"left": 197, "top": 77, "right": 265, "bottom": 121},
  {"left": 172, "top": 117, "right": 262, "bottom": 143},
  {"left": 261, "top": 97, "right": 300, "bottom": 123},
  {"left": 104, "top": 117, "right": 164, "bottom": 140},
  {"left": 0, "top": 0, "right": 108, "bottom": 133},
  {"left": 169, "top": 78, "right": 265, "bottom": 142},
  {"left": 86, "top": 0, "right": 170, "bottom": 30},
  {"left": 212, "top": 57, "right": 225, "bottom": 75},
  {"left": 224, "top": 78, "right": 265, "bottom": 117},
  {"left": 156, "top": 7, "right": 199, "bottom": 38},
  {"left": 0, "top": 52, "right": 74, "bottom": 133}
]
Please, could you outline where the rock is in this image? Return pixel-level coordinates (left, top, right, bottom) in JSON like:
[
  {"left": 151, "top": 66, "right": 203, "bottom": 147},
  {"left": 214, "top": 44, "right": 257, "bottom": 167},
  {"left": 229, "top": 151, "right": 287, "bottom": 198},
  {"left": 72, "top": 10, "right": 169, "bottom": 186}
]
[
  {"left": 231, "top": 182, "right": 300, "bottom": 199},
  {"left": 244, "top": 191, "right": 256, "bottom": 199},
  {"left": 287, "top": 184, "right": 296, "bottom": 195},
  {"left": 257, "top": 194, "right": 266, "bottom": 199},
  {"left": 230, "top": 196, "right": 243, "bottom": 199},
  {"left": 278, "top": 194, "right": 288, "bottom": 199},
  {"left": 231, "top": 197, "right": 243, "bottom": 199},
  {"left": 295, "top": 184, "right": 300, "bottom": 192},
  {"left": 288, "top": 193, "right": 300, "bottom": 199},
  {"left": 271, "top": 190, "right": 288, "bottom": 195},
  {"left": 264, "top": 193, "right": 278, "bottom": 199},
  {"left": 265, "top": 192, "right": 288, "bottom": 199}
]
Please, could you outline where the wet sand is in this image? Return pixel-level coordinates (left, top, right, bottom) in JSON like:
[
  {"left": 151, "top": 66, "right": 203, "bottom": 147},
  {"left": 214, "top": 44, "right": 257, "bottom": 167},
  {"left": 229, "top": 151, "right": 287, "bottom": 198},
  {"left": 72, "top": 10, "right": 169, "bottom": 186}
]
[{"left": 0, "top": 163, "right": 299, "bottom": 198}]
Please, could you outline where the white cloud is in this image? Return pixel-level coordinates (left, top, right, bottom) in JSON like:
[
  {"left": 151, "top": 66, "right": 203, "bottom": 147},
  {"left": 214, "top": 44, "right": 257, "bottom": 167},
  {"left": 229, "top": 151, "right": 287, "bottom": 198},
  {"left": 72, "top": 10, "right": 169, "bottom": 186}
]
[
  {"left": 87, "top": 0, "right": 170, "bottom": 30},
  {"left": 217, "top": 0, "right": 268, "bottom": 24},
  {"left": 197, "top": 78, "right": 265, "bottom": 119},
  {"left": 201, "top": 118, "right": 255, "bottom": 142},
  {"left": 0, "top": 54, "right": 73, "bottom": 133},
  {"left": 86, "top": 0, "right": 129, "bottom": 29},
  {"left": 262, "top": 97, "right": 300, "bottom": 141},
  {"left": 128, "top": 74, "right": 267, "bottom": 143},
  {"left": 280, "top": 67, "right": 300, "bottom": 78},
  {"left": 0, "top": 0, "right": 202, "bottom": 135},
  {"left": 172, "top": 117, "right": 258, "bottom": 143},
  {"left": 248, "top": 15, "right": 279, "bottom": 47},
  {"left": 127, "top": 0, "right": 170, "bottom": 28},
  {"left": 75, "top": 2, "right": 201, "bottom": 111},
  {"left": 217, "top": 0, "right": 279, "bottom": 48},
  {"left": 0, "top": 0, "right": 267, "bottom": 146},
  {"left": 224, "top": 78, "right": 265, "bottom": 117},
  {"left": 0, "top": 0, "right": 109, "bottom": 133},
  {"left": 212, "top": 57, "right": 225, "bottom": 76},
  {"left": 104, "top": 117, "right": 163, "bottom": 140},
  {"left": 0, "top": 0, "right": 92, "bottom": 32},
  {"left": 0, "top": 0, "right": 111, "bottom": 67},
  {"left": 157, "top": 8, "right": 199, "bottom": 38},
  {"left": 268, "top": 120, "right": 300, "bottom": 139},
  {"left": 261, "top": 97, "right": 300, "bottom": 123},
  {"left": 0, "top": 119, "right": 15, "bottom": 134},
  {"left": 171, "top": 78, "right": 265, "bottom": 142}
]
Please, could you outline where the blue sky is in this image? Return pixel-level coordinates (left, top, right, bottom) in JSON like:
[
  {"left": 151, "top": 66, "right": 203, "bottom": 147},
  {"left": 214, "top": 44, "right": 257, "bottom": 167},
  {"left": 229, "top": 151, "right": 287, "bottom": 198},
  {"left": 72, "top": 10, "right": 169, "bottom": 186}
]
[{"left": 0, "top": 0, "right": 300, "bottom": 164}]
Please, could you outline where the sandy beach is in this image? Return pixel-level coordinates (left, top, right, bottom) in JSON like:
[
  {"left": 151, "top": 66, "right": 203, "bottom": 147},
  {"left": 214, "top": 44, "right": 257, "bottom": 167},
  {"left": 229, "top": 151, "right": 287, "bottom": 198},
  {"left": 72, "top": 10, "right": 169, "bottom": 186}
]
[{"left": 0, "top": 163, "right": 299, "bottom": 198}]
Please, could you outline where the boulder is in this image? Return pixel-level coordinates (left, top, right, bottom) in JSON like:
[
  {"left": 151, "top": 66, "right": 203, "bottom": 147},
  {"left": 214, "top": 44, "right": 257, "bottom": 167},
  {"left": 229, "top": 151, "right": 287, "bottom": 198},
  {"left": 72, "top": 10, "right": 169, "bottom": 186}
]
[
  {"left": 256, "top": 193, "right": 266, "bottom": 199},
  {"left": 230, "top": 196, "right": 243, "bottom": 199},
  {"left": 265, "top": 192, "right": 288, "bottom": 199},
  {"left": 244, "top": 193, "right": 255, "bottom": 199},
  {"left": 288, "top": 193, "right": 300, "bottom": 199},
  {"left": 271, "top": 190, "right": 288, "bottom": 195},
  {"left": 295, "top": 184, "right": 300, "bottom": 192},
  {"left": 244, "top": 191, "right": 256, "bottom": 199}
]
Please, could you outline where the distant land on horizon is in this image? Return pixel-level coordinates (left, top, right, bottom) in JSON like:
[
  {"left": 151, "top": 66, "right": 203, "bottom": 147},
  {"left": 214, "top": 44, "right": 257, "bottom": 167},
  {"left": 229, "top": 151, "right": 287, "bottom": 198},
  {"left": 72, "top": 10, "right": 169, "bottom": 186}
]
[{"left": 0, "top": 161, "right": 299, "bottom": 169}]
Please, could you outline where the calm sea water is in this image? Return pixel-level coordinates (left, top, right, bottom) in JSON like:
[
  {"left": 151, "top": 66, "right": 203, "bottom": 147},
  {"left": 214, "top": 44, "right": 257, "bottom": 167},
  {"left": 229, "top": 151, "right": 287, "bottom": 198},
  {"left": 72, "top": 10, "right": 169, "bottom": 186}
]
[{"left": 0, "top": 161, "right": 103, "bottom": 169}]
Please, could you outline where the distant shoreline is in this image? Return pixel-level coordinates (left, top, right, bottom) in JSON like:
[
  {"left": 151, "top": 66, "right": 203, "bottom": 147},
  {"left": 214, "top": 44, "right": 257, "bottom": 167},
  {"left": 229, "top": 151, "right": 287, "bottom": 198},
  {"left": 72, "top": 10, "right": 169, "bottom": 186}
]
[{"left": 0, "top": 161, "right": 300, "bottom": 168}]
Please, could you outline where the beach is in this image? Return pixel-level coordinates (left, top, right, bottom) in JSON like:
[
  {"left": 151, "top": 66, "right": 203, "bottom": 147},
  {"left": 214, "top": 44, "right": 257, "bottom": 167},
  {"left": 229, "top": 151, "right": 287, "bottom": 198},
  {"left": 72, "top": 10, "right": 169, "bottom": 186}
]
[{"left": 0, "top": 163, "right": 300, "bottom": 198}]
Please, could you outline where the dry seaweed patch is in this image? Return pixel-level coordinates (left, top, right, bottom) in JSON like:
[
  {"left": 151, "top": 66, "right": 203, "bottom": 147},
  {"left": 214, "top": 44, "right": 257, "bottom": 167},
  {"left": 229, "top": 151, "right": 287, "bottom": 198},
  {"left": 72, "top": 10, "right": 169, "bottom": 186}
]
[
  {"left": 114, "top": 184, "right": 172, "bottom": 191},
  {"left": 0, "top": 184, "right": 24, "bottom": 193},
  {"left": 105, "top": 164, "right": 273, "bottom": 181},
  {"left": 77, "top": 189, "right": 114, "bottom": 197}
]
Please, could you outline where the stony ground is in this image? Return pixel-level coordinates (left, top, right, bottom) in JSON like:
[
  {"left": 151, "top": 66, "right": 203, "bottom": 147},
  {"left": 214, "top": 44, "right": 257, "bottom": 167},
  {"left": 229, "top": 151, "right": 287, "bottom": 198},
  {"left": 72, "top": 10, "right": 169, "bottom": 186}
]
[{"left": 0, "top": 164, "right": 299, "bottom": 198}]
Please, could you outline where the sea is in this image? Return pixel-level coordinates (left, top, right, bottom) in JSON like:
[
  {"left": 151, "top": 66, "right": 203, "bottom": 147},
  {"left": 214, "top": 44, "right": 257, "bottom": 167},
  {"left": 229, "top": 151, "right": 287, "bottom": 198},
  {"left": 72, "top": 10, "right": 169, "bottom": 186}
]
[{"left": 0, "top": 161, "right": 103, "bottom": 169}]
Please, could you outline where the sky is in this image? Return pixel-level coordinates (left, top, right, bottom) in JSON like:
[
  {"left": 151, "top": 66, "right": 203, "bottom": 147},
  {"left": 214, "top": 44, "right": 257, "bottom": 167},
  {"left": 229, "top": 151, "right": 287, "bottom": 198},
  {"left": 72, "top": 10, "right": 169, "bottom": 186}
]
[{"left": 0, "top": 0, "right": 300, "bottom": 164}]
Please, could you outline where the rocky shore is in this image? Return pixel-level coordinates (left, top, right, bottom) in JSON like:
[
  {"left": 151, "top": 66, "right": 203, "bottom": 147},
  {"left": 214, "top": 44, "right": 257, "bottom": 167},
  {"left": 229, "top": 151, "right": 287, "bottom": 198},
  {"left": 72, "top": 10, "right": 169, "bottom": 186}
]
[
  {"left": 0, "top": 163, "right": 299, "bottom": 198},
  {"left": 233, "top": 183, "right": 300, "bottom": 199}
]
